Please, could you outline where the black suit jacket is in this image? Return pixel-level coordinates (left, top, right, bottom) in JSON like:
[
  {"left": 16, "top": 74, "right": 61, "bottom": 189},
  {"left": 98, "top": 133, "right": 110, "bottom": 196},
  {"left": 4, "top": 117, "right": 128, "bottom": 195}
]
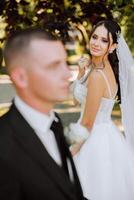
[{"left": 0, "top": 104, "right": 85, "bottom": 200}]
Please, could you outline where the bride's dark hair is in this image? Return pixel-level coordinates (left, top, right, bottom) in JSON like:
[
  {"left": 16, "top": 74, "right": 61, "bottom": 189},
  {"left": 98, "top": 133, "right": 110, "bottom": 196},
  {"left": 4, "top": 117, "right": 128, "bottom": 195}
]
[{"left": 89, "top": 20, "right": 121, "bottom": 103}]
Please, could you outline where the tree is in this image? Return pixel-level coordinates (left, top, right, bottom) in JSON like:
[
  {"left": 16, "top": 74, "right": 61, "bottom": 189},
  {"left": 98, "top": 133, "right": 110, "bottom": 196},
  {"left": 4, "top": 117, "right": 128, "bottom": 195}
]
[{"left": 0, "top": 0, "right": 134, "bottom": 71}]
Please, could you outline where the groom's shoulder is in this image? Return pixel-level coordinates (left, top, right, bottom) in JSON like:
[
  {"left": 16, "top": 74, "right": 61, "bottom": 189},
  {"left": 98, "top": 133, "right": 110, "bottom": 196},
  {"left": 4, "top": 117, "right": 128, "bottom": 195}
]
[{"left": 0, "top": 107, "right": 11, "bottom": 125}]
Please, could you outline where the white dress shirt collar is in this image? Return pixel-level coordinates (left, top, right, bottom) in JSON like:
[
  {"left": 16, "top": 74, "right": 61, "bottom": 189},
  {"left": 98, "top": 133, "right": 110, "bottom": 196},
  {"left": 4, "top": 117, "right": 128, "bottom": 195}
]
[{"left": 14, "top": 95, "right": 56, "bottom": 134}]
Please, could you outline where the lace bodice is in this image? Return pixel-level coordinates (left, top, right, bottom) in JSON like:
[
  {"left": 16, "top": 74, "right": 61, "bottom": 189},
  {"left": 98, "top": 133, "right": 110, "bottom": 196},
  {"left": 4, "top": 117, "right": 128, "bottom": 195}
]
[{"left": 73, "top": 70, "right": 117, "bottom": 124}]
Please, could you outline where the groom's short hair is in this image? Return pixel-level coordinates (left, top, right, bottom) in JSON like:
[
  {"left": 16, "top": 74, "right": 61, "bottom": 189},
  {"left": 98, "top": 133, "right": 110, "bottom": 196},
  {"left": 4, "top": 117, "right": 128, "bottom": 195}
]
[{"left": 3, "top": 28, "right": 58, "bottom": 72}]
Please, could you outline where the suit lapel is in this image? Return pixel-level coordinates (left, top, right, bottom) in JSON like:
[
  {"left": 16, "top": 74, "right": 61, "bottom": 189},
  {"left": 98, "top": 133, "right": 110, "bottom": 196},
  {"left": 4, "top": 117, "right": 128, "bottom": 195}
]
[{"left": 8, "top": 104, "right": 76, "bottom": 199}]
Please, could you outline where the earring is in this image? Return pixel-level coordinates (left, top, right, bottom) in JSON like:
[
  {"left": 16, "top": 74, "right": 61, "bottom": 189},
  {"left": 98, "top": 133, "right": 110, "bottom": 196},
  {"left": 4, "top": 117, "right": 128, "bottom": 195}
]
[{"left": 109, "top": 50, "right": 113, "bottom": 54}]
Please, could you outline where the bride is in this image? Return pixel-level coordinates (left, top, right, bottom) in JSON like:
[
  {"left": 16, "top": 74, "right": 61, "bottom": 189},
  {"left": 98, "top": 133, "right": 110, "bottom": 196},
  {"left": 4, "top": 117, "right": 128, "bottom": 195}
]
[{"left": 68, "top": 20, "right": 134, "bottom": 200}]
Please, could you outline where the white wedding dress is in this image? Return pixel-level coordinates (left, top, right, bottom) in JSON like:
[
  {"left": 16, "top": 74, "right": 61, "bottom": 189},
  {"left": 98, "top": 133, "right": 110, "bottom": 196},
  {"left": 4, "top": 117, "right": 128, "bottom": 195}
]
[{"left": 71, "top": 69, "right": 134, "bottom": 200}]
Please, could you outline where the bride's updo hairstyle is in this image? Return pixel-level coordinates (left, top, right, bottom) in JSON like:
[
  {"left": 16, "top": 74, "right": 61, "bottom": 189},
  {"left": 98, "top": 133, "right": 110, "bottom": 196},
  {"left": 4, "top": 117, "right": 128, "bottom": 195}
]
[{"left": 89, "top": 20, "right": 121, "bottom": 103}]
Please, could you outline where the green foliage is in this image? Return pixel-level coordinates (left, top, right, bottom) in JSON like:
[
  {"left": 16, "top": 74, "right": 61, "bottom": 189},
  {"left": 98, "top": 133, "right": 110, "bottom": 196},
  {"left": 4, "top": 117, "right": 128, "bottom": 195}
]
[
  {"left": 0, "top": 0, "right": 114, "bottom": 41},
  {"left": 118, "top": 4, "right": 134, "bottom": 56},
  {"left": 0, "top": 0, "right": 134, "bottom": 71}
]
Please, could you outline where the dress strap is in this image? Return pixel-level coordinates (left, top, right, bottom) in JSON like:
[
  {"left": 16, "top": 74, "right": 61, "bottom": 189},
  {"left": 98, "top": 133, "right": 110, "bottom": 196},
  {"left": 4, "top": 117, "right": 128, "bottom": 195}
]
[{"left": 97, "top": 69, "right": 112, "bottom": 98}]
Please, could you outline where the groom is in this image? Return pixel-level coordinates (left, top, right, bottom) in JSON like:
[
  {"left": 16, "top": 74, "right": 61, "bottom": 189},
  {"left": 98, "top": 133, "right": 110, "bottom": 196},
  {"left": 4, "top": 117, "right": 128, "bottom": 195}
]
[{"left": 0, "top": 29, "right": 87, "bottom": 199}]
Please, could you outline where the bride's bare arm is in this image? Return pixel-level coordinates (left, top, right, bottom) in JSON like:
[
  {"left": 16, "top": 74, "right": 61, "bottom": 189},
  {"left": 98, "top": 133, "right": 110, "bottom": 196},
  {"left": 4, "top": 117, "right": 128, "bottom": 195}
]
[
  {"left": 81, "top": 70, "right": 104, "bottom": 130},
  {"left": 70, "top": 70, "right": 105, "bottom": 156}
]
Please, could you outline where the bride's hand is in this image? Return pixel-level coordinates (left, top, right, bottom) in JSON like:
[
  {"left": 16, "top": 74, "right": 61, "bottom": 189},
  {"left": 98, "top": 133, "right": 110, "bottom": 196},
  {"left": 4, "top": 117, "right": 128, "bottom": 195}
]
[
  {"left": 77, "top": 55, "right": 91, "bottom": 79},
  {"left": 78, "top": 55, "right": 90, "bottom": 69},
  {"left": 70, "top": 140, "right": 85, "bottom": 156}
]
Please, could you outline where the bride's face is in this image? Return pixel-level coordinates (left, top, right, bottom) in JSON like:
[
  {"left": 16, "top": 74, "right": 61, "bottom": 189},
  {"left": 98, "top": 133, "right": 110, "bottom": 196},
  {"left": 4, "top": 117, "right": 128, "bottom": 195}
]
[{"left": 89, "top": 25, "right": 113, "bottom": 58}]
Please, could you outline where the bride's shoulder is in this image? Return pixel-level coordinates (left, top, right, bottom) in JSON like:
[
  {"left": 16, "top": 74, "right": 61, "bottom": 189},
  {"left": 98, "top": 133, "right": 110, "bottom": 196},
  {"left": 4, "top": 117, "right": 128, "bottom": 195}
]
[
  {"left": 86, "top": 69, "right": 105, "bottom": 94},
  {"left": 88, "top": 68, "right": 104, "bottom": 84}
]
